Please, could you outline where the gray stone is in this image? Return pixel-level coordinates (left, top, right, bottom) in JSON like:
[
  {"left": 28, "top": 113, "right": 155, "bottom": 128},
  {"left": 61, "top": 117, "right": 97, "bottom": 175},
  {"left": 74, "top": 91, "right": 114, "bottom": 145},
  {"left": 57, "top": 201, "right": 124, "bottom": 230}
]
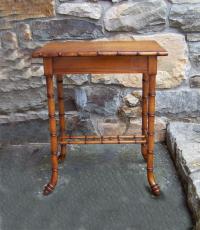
[
  {"left": 75, "top": 86, "right": 120, "bottom": 116},
  {"left": 1, "top": 31, "right": 18, "bottom": 49},
  {"left": 170, "top": 4, "right": 200, "bottom": 32},
  {"left": 156, "top": 90, "right": 200, "bottom": 116},
  {"left": 0, "top": 143, "right": 193, "bottom": 229},
  {"left": 127, "top": 117, "right": 167, "bottom": 143},
  {"left": 123, "top": 94, "right": 139, "bottom": 107},
  {"left": 31, "top": 19, "right": 104, "bottom": 41},
  {"left": 190, "top": 75, "right": 200, "bottom": 88},
  {"left": 91, "top": 114, "right": 127, "bottom": 136},
  {"left": 57, "top": 2, "right": 102, "bottom": 19},
  {"left": 16, "top": 23, "right": 32, "bottom": 43},
  {"left": 0, "top": 87, "right": 47, "bottom": 114},
  {"left": 63, "top": 74, "right": 88, "bottom": 85},
  {"left": 167, "top": 122, "right": 200, "bottom": 228},
  {"left": 187, "top": 33, "right": 200, "bottom": 42},
  {"left": 188, "top": 42, "right": 200, "bottom": 70},
  {"left": 15, "top": 23, "right": 41, "bottom": 49},
  {"left": 104, "top": 0, "right": 167, "bottom": 32},
  {"left": 0, "top": 77, "right": 45, "bottom": 93},
  {"left": 169, "top": 0, "right": 200, "bottom": 3},
  {"left": 118, "top": 105, "right": 141, "bottom": 119}
]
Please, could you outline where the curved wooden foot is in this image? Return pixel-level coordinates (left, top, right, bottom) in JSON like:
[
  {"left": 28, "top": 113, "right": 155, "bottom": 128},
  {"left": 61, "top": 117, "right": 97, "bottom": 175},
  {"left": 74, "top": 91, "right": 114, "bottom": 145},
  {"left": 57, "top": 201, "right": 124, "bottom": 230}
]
[
  {"left": 147, "top": 171, "right": 160, "bottom": 196},
  {"left": 43, "top": 183, "right": 55, "bottom": 196},
  {"left": 150, "top": 184, "right": 160, "bottom": 196}
]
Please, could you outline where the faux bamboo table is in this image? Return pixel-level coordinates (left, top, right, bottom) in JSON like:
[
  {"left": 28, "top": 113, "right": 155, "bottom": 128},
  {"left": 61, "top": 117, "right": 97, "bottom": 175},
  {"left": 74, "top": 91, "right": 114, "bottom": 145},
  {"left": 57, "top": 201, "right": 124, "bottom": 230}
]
[{"left": 32, "top": 41, "right": 168, "bottom": 196}]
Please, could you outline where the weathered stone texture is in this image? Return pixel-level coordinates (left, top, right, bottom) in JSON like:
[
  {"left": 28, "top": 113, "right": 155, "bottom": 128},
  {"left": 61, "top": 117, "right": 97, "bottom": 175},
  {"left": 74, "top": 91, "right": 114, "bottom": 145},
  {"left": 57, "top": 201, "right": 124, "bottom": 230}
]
[
  {"left": 133, "top": 33, "right": 188, "bottom": 89},
  {"left": 118, "top": 105, "right": 141, "bottom": 120},
  {"left": 188, "top": 42, "right": 200, "bottom": 70},
  {"left": 104, "top": 0, "right": 167, "bottom": 32},
  {"left": 167, "top": 122, "right": 200, "bottom": 228},
  {"left": 92, "top": 33, "right": 188, "bottom": 89},
  {"left": 14, "top": 23, "right": 38, "bottom": 49},
  {"left": 156, "top": 90, "right": 200, "bottom": 116},
  {"left": 190, "top": 75, "right": 200, "bottom": 88},
  {"left": 127, "top": 117, "right": 167, "bottom": 142},
  {"left": 123, "top": 94, "right": 139, "bottom": 107},
  {"left": 187, "top": 33, "right": 200, "bottom": 42},
  {"left": 75, "top": 86, "right": 120, "bottom": 116},
  {"left": 170, "top": 4, "right": 200, "bottom": 32},
  {"left": 91, "top": 73, "right": 142, "bottom": 87},
  {"left": 94, "top": 116, "right": 127, "bottom": 136},
  {"left": 63, "top": 75, "right": 89, "bottom": 86},
  {"left": 31, "top": 19, "right": 104, "bottom": 40},
  {"left": 0, "top": 0, "right": 54, "bottom": 20},
  {"left": 1, "top": 31, "right": 18, "bottom": 49},
  {"left": 57, "top": 3, "right": 102, "bottom": 19},
  {"left": 169, "top": 0, "right": 200, "bottom": 3},
  {"left": 0, "top": 87, "right": 47, "bottom": 114}
]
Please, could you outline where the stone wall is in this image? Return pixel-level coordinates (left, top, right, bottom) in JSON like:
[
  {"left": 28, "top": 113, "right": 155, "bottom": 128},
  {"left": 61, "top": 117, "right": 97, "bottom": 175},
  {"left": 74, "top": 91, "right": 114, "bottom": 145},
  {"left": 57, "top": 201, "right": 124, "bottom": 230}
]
[{"left": 0, "top": 0, "right": 200, "bottom": 142}]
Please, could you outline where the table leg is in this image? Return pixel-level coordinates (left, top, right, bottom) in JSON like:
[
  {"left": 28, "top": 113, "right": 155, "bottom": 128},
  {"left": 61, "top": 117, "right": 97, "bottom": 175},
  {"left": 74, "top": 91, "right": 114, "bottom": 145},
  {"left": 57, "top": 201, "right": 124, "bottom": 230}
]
[
  {"left": 141, "top": 73, "right": 148, "bottom": 161},
  {"left": 147, "top": 57, "right": 160, "bottom": 196},
  {"left": 43, "top": 75, "right": 59, "bottom": 196},
  {"left": 56, "top": 75, "right": 67, "bottom": 162}
]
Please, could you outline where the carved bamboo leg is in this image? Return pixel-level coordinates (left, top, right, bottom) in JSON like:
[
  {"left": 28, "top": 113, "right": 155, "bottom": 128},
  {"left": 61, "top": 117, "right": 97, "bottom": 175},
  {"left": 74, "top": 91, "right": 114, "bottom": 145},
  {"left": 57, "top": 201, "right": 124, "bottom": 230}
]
[
  {"left": 56, "top": 75, "right": 67, "bottom": 162},
  {"left": 141, "top": 73, "right": 148, "bottom": 161},
  {"left": 43, "top": 73, "right": 59, "bottom": 196},
  {"left": 147, "top": 57, "right": 160, "bottom": 196}
]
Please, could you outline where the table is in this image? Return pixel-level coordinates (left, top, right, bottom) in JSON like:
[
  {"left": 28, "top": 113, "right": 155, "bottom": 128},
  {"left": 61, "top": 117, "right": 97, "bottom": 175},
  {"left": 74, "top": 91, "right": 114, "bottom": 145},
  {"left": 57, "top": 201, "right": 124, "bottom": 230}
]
[{"left": 32, "top": 41, "right": 168, "bottom": 196}]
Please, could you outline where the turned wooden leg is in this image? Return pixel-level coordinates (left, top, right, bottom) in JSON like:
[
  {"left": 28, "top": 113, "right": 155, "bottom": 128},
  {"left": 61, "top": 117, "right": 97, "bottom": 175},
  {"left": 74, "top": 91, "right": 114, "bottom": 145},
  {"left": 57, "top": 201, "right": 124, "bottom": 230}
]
[
  {"left": 141, "top": 73, "right": 148, "bottom": 161},
  {"left": 147, "top": 57, "right": 160, "bottom": 196},
  {"left": 56, "top": 75, "right": 67, "bottom": 162},
  {"left": 43, "top": 74, "right": 58, "bottom": 196}
]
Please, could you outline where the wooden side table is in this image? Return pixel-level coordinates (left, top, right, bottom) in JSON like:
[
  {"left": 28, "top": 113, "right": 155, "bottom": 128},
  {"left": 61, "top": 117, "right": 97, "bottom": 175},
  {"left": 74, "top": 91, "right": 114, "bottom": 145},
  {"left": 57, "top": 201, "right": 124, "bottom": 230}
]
[{"left": 32, "top": 41, "right": 168, "bottom": 196}]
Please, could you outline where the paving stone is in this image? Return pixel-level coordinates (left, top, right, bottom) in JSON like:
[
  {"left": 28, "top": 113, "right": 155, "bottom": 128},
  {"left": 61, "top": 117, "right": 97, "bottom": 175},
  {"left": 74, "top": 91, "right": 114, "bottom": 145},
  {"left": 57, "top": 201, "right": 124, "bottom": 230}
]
[
  {"left": 167, "top": 122, "right": 200, "bottom": 229},
  {"left": 0, "top": 143, "right": 192, "bottom": 230}
]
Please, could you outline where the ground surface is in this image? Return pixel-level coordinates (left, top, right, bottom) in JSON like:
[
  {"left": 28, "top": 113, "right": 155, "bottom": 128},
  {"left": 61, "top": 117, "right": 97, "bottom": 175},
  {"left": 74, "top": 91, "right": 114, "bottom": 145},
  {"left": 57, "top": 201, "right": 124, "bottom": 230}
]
[
  {"left": 167, "top": 122, "right": 200, "bottom": 229},
  {"left": 0, "top": 143, "right": 193, "bottom": 230}
]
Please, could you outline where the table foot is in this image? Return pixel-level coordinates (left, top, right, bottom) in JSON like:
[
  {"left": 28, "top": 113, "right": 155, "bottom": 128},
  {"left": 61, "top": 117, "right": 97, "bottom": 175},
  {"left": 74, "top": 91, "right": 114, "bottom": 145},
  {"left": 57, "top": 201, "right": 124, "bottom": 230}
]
[
  {"left": 43, "top": 183, "right": 55, "bottom": 196},
  {"left": 147, "top": 171, "right": 160, "bottom": 196},
  {"left": 150, "top": 184, "right": 160, "bottom": 196}
]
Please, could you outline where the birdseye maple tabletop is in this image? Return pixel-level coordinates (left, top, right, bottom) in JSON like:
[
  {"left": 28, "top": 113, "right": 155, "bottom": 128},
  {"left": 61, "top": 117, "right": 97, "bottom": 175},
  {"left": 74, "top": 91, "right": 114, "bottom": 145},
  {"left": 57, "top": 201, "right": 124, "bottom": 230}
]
[
  {"left": 32, "top": 40, "right": 168, "bottom": 196},
  {"left": 32, "top": 40, "right": 168, "bottom": 57}
]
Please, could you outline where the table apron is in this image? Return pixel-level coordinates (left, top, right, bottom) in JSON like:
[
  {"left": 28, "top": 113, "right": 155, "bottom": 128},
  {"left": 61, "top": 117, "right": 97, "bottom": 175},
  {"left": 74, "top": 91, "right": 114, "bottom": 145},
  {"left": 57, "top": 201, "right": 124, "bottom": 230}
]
[{"left": 52, "top": 56, "right": 148, "bottom": 74}]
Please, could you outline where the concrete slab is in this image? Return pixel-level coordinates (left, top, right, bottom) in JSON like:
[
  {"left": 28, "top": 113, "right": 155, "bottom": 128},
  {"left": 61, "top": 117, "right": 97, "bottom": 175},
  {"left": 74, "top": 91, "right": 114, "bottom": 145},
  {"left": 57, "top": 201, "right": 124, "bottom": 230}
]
[
  {"left": 167, "top": 122, "right": 200, "bottom": 230},
  {"left": 0, "top": 143, "right": 193, "bottom": 230}
]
